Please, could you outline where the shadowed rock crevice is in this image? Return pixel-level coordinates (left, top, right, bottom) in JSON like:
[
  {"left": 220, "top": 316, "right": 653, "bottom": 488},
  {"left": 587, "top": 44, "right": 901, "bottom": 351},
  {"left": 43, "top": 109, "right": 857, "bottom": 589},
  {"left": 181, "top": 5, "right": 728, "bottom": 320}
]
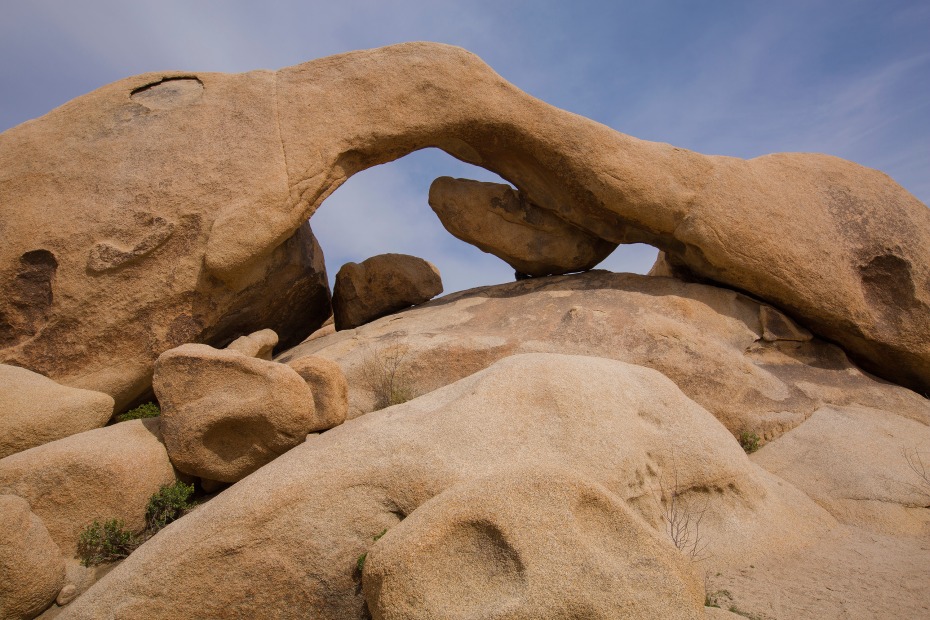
[{"left": 0, "top": 250, "right": 57, "bottom": 349}]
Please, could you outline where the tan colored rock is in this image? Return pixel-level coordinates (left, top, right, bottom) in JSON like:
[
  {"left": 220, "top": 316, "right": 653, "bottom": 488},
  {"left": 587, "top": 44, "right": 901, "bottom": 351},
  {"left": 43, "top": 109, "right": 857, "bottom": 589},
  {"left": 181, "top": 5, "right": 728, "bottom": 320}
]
[
  {"left": 153, "top": 344, "right": 321, "bottom": 482},
  {"left": 0, "top": 494, "right": 65, "bottom": 620},
  {"left": 364, "top": 469, "right": 705, "bottom": 620},
  {"left": 0, "top": 419, "right": 176, "bottom": 555},
  {"left": 1, "top": 42, "right": 928, "bottom": 400},
  {"left": 332, "top": 254, "right": 443, "bottom": 331},
  {"left": 285, "top": 356, "right": 348, "bottom": 429},
  {"left": 752, "top": 405, "right": 930, "bottom": 535},
  {"left": 282, "top": 271, "right": 930, "bottom": 440},
  {"left": 428, "top": 176, "right": 617, "bottom": 277},
  {"left": 225, "top": 328, "right": 278, "bottom": 360},
  {"left": 59, "top": 354, "right": 832, "bottom": 619},
  {"left": 0, "top": 364, "right": 114, "bottom": 458}
]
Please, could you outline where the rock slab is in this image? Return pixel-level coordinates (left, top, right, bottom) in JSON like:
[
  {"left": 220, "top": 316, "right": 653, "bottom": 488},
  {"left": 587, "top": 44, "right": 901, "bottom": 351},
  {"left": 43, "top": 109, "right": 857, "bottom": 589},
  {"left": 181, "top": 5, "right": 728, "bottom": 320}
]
[
  {"left": 0, "top": 364, "right": 114, "bottom": 458},
  {"left": 0, "top": 418, "right": 175, "bottom": 555}
]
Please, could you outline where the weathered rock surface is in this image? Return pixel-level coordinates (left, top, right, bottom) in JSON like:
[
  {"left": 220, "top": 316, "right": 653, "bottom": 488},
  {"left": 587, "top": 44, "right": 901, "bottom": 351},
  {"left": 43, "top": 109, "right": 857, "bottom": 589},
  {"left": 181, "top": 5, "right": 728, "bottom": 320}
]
[
  {"left": 225, "top": 328, "right": 278, "bottom": 360},
  {"left": 285, "top": 355, "right": 349, "bottom": 429},
  {"left": 60, "top": 354, "right": 832, "bottom": 619},
  {"left": 428, "top": 176, "right": 618, "bottom": 276},
  {"left": 0, "top": 364, "right": 114, "bottom": 458},
  {"left": 364, "top": 469, "right": 705, "bottom": 620},
  {"left": 3, "top": 42, "right": 927, "bottom": 403},
  {"left": 332, "top": 254, "right": 443, "bottom": 330},
  {"left": 153, "top": 344, "right": 325, "bottom": 482},
  {"left": 282, "top": 271, "right": 930, "bottom": 440},
  {"left": 752, "top": 405, "right": 930, "bottom": 535},
  {"left": 0, "top": 494, "right": 65, "bottom": 620},
  {"left": 0, "top": 419, "right": 176, "bottom": 555}
]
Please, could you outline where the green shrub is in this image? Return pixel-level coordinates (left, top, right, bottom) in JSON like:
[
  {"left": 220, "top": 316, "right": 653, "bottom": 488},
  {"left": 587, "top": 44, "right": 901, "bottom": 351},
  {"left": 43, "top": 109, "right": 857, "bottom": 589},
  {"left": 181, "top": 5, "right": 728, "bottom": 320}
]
[
  {"left": 117, "top": 402, "right": 160, "bottom": 422},
  {"left": 738, "top": 431, "right": 761, "bottom": 454},
  {"left": 76, "top": 519, "right": 139, "bottom": 566},
  {"left": 145, "top": 481, "right": 195, "bottom": 532}
]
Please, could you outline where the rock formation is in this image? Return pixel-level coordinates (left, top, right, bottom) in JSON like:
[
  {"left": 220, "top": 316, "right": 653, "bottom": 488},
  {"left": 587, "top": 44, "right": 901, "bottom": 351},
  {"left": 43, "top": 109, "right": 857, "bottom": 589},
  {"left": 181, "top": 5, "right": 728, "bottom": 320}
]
[
  {"left": 332, "top": 254, "right": 443, "bottom": 330},
  {"left": 428, "top": 176, "right": 617, "bottom": 276},
  {"left": 0, "top": 364, "right": 114, "bottom": 458},
  {"left": 0, "top": 42, "right": 928, "bottom": 619},
  {"left": 283, "top": 271, "right": 930, "bottom": 439},
  {"left": 0, "top": 494, "right": 65, "bottom": 620},
  {"left": 58, "top": 354, "right": 834, "bottom": 619},
  {"left": 0, "top": 419, "right": 176, "bottom": 555},
  {"left": 153, "top": 343, "right": 340, "bottom": 482},
  {"left": 2, "top": 42, "right": 928, "bottom": 404}
]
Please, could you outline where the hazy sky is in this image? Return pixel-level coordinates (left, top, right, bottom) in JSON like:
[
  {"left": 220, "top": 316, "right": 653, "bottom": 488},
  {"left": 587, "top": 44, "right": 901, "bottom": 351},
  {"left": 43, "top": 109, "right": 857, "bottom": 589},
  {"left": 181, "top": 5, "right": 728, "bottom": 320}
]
[{"left": 2, "top": 1, "right": 928, "bottom": 293}]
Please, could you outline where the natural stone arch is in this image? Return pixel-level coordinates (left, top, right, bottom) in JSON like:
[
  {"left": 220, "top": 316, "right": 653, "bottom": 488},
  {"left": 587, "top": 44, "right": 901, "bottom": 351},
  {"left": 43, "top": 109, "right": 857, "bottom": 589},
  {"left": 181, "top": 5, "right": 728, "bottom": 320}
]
[
  {"left": 1, "top": 41, "right": 928, "bottom": 409},
  {"left": 205, "top": 42, "right": 930, "bottom": 393}
]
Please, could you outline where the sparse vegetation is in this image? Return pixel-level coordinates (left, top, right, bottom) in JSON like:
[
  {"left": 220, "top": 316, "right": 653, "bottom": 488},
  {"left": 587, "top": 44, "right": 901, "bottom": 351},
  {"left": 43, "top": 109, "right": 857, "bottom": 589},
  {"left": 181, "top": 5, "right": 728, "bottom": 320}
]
[
  {"left": 738, "top": 431, "right": 761, "bottom": 454},
  {"left": 145, "top": 481, "right": 196, "bottom": 532},
  {"left": 356, "top": 528, "right": 388, "bottom": 573},
  {"left": 76, "top": 519, "right": 140, "bottom": 566},
  {"left": 903, "top": 447, "right": 930, "bottom": 506},
  {"left": 117, "top": 401, "right": 160, "bottom": 422},
  {"left": 358, "top": 342, "right": 415, "bottom": 410},
  {"left": 654, "top": 468, "right": 710, "bottom": 562},
  {"left": 77, "top": 481, "right": 197, "bottom": 566}
]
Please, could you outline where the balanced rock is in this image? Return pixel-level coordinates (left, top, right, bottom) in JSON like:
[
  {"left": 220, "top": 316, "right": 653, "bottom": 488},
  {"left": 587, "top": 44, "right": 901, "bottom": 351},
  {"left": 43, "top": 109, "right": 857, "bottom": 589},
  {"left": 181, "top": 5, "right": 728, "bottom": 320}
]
[
  {"left": 0, "top": 419, "right": 175, "bottom": 555},
  {"left": 332, "top": 254, "right": 442, "bottom": 331},
  {"left": 0, "top": 494, "right": 65, "bottom": 620},
  {"left": 428, "top": 176, "right": 617, "bottom": 277},
  {"left": 286, "top": 355, "right": 349, "bottom": 429},
  {"left": 154, "top": 344, "right": 328, "bottom": 482},
  {"left": 0, "top": 364, "right": 114, "bottom": 458},
  {"left": 226, "top": 328, "right": 278, "bottom": 360},
  {"left": 364, "top": 469, "right": 705, "bottom": 620},
  {"left": 60, "top": 354, "right": 832, "bottom": 619}
]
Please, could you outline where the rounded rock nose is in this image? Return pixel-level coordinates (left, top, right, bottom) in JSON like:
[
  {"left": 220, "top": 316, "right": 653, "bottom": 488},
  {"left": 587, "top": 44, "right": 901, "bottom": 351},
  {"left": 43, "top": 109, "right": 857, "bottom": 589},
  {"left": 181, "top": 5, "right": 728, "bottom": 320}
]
[{"left": 362, "top": 468, "right": 705, "bottom": 620}]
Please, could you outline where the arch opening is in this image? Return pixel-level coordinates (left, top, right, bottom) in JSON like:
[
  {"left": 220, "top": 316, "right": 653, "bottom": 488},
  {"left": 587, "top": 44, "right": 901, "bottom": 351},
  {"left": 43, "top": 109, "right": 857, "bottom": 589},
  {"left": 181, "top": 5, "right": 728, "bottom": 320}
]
[{"left": 310, "top": 148, "right": 659, "bottom": 295}]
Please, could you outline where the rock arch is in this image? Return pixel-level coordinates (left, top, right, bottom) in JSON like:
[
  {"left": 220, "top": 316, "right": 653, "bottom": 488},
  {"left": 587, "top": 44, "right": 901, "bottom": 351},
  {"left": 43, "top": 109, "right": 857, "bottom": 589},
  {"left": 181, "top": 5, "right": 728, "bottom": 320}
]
[{"left": 1, "top": 42, "right": 928, "bottom": 406}]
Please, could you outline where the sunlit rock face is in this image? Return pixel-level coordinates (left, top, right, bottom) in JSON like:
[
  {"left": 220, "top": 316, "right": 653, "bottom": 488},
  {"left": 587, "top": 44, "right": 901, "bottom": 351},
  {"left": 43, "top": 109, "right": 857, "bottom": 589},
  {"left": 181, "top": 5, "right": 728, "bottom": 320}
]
[{"left": 1, "top": 41, "right": 929, "bottom": 414}]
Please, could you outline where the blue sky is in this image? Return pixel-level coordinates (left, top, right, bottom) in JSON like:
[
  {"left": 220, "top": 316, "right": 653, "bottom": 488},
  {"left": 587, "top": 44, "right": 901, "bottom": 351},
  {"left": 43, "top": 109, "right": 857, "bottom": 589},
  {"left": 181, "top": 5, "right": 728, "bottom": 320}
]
[{"left": 2, "top": 1, "right": 928, "bottom": 293}]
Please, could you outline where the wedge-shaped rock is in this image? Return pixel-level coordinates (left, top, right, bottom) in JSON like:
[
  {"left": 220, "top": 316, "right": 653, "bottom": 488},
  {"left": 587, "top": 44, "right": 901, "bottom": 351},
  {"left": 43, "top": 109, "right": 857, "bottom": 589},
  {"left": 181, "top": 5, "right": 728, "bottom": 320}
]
[
  {"left": 61, "top": 354, "right": 833, "bottom": 619},
  {"left": 0, "top": 494, "right": 65, "bottom": 620},
  {"left": 154, "top": 344, "right": 331, "bottom": 482},
  {"left": 364, "top": 469, "right": 705, "bottom": 620},
  {"left": 333, "top": 254, "right": 443, "bottom": 331},
  {"left": 0, "top": 364, "right": 114, "bottom": 458},
  {"left": 0, "top": 419, "right": 175, "bottom": 555},
  {"left": 428, "top": 176, "right": 617, "bottom": 277}
]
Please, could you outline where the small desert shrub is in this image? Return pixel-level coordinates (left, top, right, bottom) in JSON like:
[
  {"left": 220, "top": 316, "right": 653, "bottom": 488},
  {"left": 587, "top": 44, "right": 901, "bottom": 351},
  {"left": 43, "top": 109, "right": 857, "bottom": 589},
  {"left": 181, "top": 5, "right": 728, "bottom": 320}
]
[
  {"left": 145, "top": 481, "right": 196, "bottom": 532},
  {"left": 358, "top": 342, "right": 414, "bottom": 410},
  {"left": 117, "top": 401, "right": 160, "bottom": 422},
  {"left": 76, "top": 519, "right": 139, "bottom": 566},
  {"left": 655, "top": 469, "right": 710, "bottom": 562},
  {"left": 738, "top": 431, "right": 761, "bottom": 454}
]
